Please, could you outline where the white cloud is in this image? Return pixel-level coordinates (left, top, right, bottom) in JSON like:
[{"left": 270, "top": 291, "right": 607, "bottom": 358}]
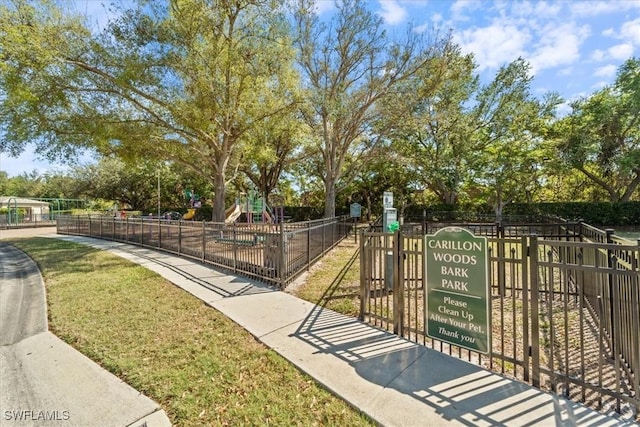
[
  {"left": 590, "top": 49, "right": 606, "bottom": 62},
  {"left": 591, "top": 80, "right": 609, "bottom": 90},
  {"left": 602, "top": 28, "right": 615, "bottom": 37},
  {"left": 569, "top": 1, "right": 627, "bottom": 16},
  {"left": 450, "top": 0, "right": 482, "bottom": 22},
  {"left": 312, "top": 0, "right": 335, "bottom": 15},
  {"left": 620, "top": 18, "right": 640, "bottom": 45},
  {"left": 454, "top": 23, "right": 530, "bottom": 71},
  {"left": 608, "top": 43, "right": 634, "bottom": 59},
  {"left": 377, "top": 0, "right": 407, "bottom": 25},
  {"left": 534, "top": 1, "right": 562, "bottom": 17},
  {"left": 514, "top": 1, "right": 561, "bottom": 19},
  {"left": 590, "top": 49, "right": 607, "bottom": 62},
  {"left": 558, "top": 67, "right": 573, "bottom": 76},
  {"left": 594, "top": 64, "right": 618, "bottom": 77},
  {"left": 528, "top": 23, "right": 590, "bottom": 74}
]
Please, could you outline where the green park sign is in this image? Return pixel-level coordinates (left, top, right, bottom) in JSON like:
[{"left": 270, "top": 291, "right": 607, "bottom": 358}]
[{"left": 424, "top": 227, "right": 490, "bottom": 353}]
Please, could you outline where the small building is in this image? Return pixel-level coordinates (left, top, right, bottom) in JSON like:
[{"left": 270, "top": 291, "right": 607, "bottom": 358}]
[{"left": 0, "top": 196, "right": 51, "bottom": 224}]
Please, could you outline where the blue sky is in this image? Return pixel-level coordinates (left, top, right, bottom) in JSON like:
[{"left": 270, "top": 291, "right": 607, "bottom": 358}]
[{"left": 2, "top": 0, "right": 639, "bottom": 177}]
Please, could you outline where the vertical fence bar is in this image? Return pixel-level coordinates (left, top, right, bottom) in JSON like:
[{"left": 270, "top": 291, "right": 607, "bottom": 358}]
[
  {"left": 393, "top": 230, "right": 403, "bottom": 335},
  {"left": 530, "top": 234, "right": 540, "bottom": 388},
  {"left": 201, "top": 221, "right": 206, "bottom": 263},
  {"left": 178, "top": 220, "right": 182, "bottom": 256},
  {"left": 611, "top": 255, "right": 622, "bottom": 414},
  {"left": 578, "top": 248, "right": 586, "bottom": 403},
  {"left": 359, "top": 231, "right": 365, "bottom": 321},
  {"left": 306, "top": 222, "right": 311, "bottom": 271},
  {"left": 632, "top": 240, "right": 640, "bottom": 416},
  {"left": 279, "top": 220, "right": 286, "bottom": 289},
  {"left": 521, "top": 235, "right": 530, "bottom": 382}
]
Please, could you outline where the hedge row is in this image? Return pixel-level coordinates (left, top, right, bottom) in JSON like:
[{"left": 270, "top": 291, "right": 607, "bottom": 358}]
[{"left": 400, "top": 202, "right": 640, "bottom": 226}]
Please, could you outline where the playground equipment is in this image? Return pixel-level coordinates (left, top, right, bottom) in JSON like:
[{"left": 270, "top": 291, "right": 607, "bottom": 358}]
[
  {"left": 183, "top": 208, "right": 197, "bottom": 220},
  {"left": 220, "top": 192, "right": 284, "bottom": 225},
  {"left": 182, "top": 189, "right": 201, "bottom": 220},
  {"left": 225, "top": 203, "right": 242, "bottom": 224}
]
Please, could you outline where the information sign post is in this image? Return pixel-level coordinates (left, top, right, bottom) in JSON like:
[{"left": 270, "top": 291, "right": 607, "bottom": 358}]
[
  {"left": 424, "top": 227, "right": 490, "bottom": 353},
  {"left": 350, "top": 203, "right": 361, "bottom": 243}
]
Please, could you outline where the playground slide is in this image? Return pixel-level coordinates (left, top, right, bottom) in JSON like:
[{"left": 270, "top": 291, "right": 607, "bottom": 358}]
[
  {"left": 182, "top": 208, "right": 196, "bottom": 220},
  {"left": 225, "top": 203, "right": 241, "bottom": 224}
]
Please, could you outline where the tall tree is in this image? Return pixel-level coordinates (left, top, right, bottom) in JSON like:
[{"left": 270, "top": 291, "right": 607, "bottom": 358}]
[
  {"left": 469, "top": 60, "right": 561, "bottom": 219},
  {"left": 293, "top": 0, "right": 450, "bottom": 218},
  {"left": 387, "top": 54, "right": 560, "bottom": 215},
  {"left": 238, "top": 112, "right": 305, "bottom": 203},
  {"left": 0, "top": 0, "right": 298, "bottom": 221},
  {"left": 553, "top": 58, "right": 640, "bottom": 202},
  {"left": 384, "top": 46, "right": 477, "bottom": 205}
]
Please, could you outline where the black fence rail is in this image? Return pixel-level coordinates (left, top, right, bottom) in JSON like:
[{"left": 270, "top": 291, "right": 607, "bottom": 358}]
[
  {"left": 360, "top": 221, "right": 639, "bottom": 419},
  {"left": 57, "top": 215, "right": 352, "bottom": 288}
]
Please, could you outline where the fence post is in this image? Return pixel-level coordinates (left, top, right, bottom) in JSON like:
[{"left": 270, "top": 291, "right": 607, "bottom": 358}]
[
  {"left": 529, "top": 234, "right": 540, "bottom": 388},
  {"left": 233, "top": 223, "right": 238, "bottom": 273},
  {"left": 521, "top": 235, "right": 530, "bottom": 382},
  {"left": 359, "top": 230, "right": 367, "bottom": 321},
  {"left": 306, "top": 222, "right": 311, "bottom": 271},
  {"left": 178, "top": 220, "right": 182, "bottom": 256},
  {"left": 497, "top": 222, "right": 505, "bottom": 296},
  {"left": 279, "top": 220, "right": 286, "bottom": 289},
  {"left": 605, "top": 229, "right": 615, "bottom": 355},
  {"left": 393, "top": 230, "right": 404, "bottom": 336},
  {"left": 201, "top": 221, "right": 206, "bottom": 263}
]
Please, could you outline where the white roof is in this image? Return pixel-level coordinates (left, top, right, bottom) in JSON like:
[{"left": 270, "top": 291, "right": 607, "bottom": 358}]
[{"left": 0, "top": 196, "right": 50, "bottom": 207}]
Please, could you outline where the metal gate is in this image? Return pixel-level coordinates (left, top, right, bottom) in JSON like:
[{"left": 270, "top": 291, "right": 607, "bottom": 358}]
[{"left": 359, "top": 226, "right": 639, "bottom": 418}]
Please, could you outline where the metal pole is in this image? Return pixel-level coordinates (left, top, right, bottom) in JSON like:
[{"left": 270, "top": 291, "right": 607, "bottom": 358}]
[
  {"left": 157, "top": 167, "right": 161, "bottom": 219},
  {"left": 7, "top": 197, "right": 17, "bottom": 226}
]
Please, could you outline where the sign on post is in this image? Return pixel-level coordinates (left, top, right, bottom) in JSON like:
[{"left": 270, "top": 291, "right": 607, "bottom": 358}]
[
  {"left": 350, "top": 203, "right": 362, "bottom": 218},
  {"left": 424, "top": 227, "right": 490, "bottom": 353},
  {"left": 383, "top": 191, "right": 393, "bottom": 209}
]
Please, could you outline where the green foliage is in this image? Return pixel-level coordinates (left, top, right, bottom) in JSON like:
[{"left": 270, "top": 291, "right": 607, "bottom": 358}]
[
  {"left": 403, "top": 202, "right": 640, "bottom": 226},
  {"left": 505, "top": 202, "right": 640, "bottom": 226},
  {"left": 552, "top": 58, "right": 640, "bottom": 202},
  {"left": 1, "top": 0, "right": 299, "bottom": 222}
]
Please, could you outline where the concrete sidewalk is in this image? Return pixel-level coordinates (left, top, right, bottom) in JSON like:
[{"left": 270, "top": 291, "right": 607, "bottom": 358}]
[{"left": 54, "top": 235, "right": 636, "bottom": 427}]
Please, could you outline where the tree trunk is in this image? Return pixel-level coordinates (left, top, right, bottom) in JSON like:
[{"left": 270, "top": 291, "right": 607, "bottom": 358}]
[
  {"left": 324, "top": 178, "right": 337, "bottom": 218},
  {"left": 212, "top": 172, "right": 226, "bottom": 222}
]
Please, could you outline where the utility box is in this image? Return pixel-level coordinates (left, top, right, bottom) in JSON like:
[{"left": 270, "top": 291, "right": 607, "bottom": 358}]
[{"left": 382, "top": 208, "right": 397, "bottom": 233}]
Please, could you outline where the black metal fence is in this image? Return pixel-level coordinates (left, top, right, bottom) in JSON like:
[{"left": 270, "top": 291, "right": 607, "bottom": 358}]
[
  {"left": 360, "top": 221, "right": 639, "bottom": 419},
  {"left": 56, "top": 215, "right": 353, "bottom": 288},
  {"left": 1, "top": 213, "right": 56, "bottom": 228}
]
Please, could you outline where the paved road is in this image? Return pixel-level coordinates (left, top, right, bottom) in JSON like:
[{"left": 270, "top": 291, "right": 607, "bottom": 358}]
[{"left": 0, "top": 244, "right": 48, "bottom": 346}]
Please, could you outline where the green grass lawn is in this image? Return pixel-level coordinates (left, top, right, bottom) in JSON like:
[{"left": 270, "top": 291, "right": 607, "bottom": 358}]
[
  {"left": 11, "top": 238, "right": 373, "bottom": 427},
  {"left": 289, "top": 239, "right": 361, "bottom": 317}
]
